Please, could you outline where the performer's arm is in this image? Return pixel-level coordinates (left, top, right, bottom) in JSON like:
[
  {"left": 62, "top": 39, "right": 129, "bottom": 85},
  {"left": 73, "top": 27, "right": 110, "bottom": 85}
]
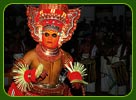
[
  {"left": 11, "top": 59, "right": 45, "bottom": 92},
  {"left": 10, "top": 50, "right": 47, "bottom": 92},
  {"left": 62, "top": 50, "right": 88, "bottom": 91}
]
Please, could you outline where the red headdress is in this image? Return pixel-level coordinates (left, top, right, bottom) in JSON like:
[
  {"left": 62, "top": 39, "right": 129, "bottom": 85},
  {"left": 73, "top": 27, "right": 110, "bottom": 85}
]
[{"left": 26, "top": 4, "right": 80, "bottom": 47}]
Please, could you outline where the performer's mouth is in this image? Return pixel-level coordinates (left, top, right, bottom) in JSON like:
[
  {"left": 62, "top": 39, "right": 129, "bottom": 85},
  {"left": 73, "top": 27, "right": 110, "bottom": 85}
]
[{"left": 47, "top": 41, "right": 52, "bottom": 43}]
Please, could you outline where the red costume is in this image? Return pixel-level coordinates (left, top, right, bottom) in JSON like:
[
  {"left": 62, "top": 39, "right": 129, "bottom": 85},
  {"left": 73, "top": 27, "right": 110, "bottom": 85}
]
[{"left": 8, "top": 4, "right": 87, "bottom": 96}]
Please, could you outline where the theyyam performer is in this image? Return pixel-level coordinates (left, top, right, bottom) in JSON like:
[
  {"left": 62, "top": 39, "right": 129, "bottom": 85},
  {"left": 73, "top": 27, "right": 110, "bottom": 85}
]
[{"left": 8, "top": 4, "right": 88, "bottom": 96}]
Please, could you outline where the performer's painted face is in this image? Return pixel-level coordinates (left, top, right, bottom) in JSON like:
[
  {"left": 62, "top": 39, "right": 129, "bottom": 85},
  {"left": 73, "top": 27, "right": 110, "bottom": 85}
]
[{"left": 42, "top": 29, "right": 60, "bottom": 49}]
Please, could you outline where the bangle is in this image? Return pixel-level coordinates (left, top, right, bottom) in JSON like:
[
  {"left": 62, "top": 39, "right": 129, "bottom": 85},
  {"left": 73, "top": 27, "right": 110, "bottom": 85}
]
[
  {"left": 24, "top": 70, "right": 31, "bottom": 82},
  {"left": 30, "top": 69, "right": 36, "bottom": 82}
]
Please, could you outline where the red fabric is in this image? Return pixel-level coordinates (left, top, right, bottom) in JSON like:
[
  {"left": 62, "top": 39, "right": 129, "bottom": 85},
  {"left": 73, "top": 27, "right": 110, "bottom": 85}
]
[
  {"left": 25, "top": 91, "right": 39, "bottom": 96},
  {"left": 8, "top": 82, "right": 24, "bottom": 96}
]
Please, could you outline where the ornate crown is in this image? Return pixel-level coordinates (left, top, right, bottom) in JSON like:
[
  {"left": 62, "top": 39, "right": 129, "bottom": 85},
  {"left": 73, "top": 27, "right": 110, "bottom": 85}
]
[{"left": 26, "top": 4, "right": 80, "bottom": 47}]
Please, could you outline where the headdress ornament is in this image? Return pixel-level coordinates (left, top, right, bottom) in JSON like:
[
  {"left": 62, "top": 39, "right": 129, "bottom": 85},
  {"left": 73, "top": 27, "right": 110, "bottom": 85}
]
[{"left": 26, "top": 4, "right": 80, "bottom": 47}]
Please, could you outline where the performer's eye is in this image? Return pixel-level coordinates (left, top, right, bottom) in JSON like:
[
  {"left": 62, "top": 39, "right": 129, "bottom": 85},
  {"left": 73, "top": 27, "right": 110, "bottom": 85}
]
[
  {"left": 52, "top": 33, "right": 57, "bottom": 38},
  {"left": 45, "top": 33, "right": 49, "bottom": 37}
]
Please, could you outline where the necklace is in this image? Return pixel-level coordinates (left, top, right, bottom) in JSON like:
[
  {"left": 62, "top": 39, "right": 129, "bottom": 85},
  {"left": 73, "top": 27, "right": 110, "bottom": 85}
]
[
  {"left": 41, "top": 46, "right": 59, "bottom": 56},
  {"left": 35, "top": 44, "right": 62, "bottom": 62}
]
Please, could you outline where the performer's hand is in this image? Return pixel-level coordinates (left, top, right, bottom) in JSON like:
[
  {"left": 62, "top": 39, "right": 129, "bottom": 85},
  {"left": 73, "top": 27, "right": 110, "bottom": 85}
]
[
  {"left": 35, "top": 64, "right": 48, "bottom": 82},
  {"left": 36, "top": 71, "right": 48, "bottom": 82},
  {"left": 72, "top": 82, "right": 82, "bottom": 89}
]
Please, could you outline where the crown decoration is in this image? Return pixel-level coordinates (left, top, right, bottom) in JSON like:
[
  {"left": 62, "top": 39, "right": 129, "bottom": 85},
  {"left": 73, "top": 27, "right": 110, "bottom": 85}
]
[
  {"left": 43, "top": 25, "right": 60, "bottom": 32},
  {"left": 26, "top": 4, "right": 80, "bottom": 47}
]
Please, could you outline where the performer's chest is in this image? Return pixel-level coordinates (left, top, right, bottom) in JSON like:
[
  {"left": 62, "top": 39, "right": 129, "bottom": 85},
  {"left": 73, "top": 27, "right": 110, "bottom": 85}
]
[{"left": 31, "top": 57, "right": 63, "bottom": 73}]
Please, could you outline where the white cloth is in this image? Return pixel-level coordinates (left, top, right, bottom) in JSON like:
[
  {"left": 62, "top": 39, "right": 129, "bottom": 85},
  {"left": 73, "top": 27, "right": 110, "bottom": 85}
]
[
  {"left": 101, "top": 56, "right": 115, "bottom": 92},
  {"left": 90, "top": 45, "right": 98, "bottom": 59},
  {"left": 101, "top": 53, "right": 127, "bottom": 95},
  {"left": 82, "top": 53, "right": 90, "bottom": 59}
]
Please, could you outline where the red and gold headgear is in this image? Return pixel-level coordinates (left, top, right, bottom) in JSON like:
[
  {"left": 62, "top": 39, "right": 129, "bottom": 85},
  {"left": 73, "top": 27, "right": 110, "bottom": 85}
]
[{"left": 26, "top": 4, "right": 80, "bottom": 47}]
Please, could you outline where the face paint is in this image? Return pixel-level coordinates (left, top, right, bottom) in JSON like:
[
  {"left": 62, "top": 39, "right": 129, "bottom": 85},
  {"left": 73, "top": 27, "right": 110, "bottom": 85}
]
[{"left": 42, "top": 29, "right": 60, "bottom": 49}]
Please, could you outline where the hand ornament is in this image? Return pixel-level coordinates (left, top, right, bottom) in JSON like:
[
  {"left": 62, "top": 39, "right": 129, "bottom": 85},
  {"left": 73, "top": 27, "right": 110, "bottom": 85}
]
[
  {"left": 65, "top": 61, "right": 88, "bottom": 85},
  {"left": 12, "top": 63, "right": 45, "bottom": 92},
  {"left": 12, "top": 62, "right": 32, "bottom": 92}
]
